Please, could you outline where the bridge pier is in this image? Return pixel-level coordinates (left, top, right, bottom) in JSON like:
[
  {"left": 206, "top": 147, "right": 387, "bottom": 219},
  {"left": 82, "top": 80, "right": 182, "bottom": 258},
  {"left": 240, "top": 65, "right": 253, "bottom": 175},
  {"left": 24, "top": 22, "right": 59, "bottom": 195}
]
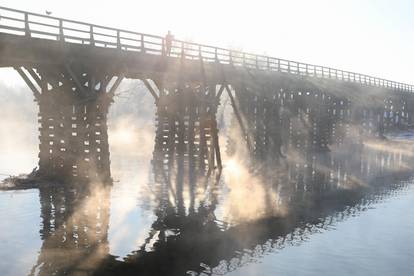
[
  {"left": 152, "top": 81, "right": 222, "bottom": 173},
  {"left": 16, "top": 65, "right": 123, "bottom": 182},
  {"left": 279, "top": 88, "right": 334, "bottom": 153},
  {"left": 383, "top": 95, "right": 409, "bottom": 132},
  {"left": 329, "top": 96, "right": 351, "bottom": 146},
  {"left": 225, "top": 76, "right": 414, "bottom": 163},
  {"left": 229, "top": 83, "right": 282, "bottom": 161}
]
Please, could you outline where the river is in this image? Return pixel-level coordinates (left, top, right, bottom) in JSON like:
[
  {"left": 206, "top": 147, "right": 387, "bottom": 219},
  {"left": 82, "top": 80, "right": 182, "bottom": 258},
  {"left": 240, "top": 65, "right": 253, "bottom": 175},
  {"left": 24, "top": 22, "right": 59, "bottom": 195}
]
[{"left": 1, "top": 130, "right": 414, "bottom": 275}]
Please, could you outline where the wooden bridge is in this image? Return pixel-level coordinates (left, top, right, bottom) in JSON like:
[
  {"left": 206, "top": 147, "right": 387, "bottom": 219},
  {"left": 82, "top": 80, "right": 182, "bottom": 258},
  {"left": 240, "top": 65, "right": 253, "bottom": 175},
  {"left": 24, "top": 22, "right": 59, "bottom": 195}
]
[{"left": 0, "top": 6, "right": 413, "bottom": 181}]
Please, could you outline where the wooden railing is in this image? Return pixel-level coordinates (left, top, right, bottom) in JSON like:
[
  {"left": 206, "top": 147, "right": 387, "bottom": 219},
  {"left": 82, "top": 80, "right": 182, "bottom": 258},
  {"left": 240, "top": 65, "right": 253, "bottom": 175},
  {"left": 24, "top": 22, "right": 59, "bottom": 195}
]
[{"left": 0, "top": 6, "right": 412, "bottom": 92}]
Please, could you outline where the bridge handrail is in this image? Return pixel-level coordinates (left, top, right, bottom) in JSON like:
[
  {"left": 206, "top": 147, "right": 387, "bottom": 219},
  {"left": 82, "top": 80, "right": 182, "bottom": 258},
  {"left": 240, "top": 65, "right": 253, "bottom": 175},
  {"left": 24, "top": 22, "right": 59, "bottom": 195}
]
[{"left": 0, "top": 5, "right": 412, "bottom": 92}]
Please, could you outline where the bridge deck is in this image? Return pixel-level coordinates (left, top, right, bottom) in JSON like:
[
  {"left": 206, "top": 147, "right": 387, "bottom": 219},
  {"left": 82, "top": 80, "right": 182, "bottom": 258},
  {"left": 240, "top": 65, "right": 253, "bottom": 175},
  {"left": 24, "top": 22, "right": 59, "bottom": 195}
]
[{"left": 0, "top": 6, "right": 412, "bottom": 93}]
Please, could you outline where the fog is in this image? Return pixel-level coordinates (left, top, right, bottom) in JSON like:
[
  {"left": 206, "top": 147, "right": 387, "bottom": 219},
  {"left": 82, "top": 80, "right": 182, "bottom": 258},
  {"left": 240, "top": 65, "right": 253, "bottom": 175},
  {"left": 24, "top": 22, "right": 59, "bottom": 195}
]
[{"left": 0, "top": 78, "right": 38, "bottom": 178}]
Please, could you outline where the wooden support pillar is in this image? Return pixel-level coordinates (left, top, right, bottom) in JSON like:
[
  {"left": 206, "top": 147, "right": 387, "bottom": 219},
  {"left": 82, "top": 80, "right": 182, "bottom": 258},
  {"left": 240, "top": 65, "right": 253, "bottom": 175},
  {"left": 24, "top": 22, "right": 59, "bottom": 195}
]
[
  {"left": 225, "top": 84, "right": 253, "bottom": 153},
  {"left": 153, "top": 81, "right": 221, "bottom": 175},
  {"left": 17, "top": 65, "right": 121, "bottom": 183}
]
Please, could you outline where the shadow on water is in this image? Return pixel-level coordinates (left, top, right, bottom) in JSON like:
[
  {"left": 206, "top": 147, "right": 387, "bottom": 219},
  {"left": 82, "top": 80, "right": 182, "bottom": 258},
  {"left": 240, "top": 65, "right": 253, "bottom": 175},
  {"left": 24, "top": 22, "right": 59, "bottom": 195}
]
[{"left": 25, "top": 134, "right": 414, "bottom": 276}]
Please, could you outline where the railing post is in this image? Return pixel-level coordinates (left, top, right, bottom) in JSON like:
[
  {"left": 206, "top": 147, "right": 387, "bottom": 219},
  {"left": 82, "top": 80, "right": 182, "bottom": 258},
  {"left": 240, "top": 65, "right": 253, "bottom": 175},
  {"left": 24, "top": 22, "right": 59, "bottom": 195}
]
[
  {"left": 59, "top": 19, "right": 64, "bottom": 41},
  {"left": 162, "top": 38, "right": 165, "bottom": 56},
  {"left": 266, "top": 56, "right": 270, "bottom": 70},
  {"left": 243, "top": 52, "right": 246, "bottom": 67},
  {"left": 141, "top": 34, "right": 145, "bottom": 53},
  {"left": 229, "top": 51, "right": 233, "bottom": 65},
  {"left": 255, "top": 55, "right": 259, "bottom": 69},
  {"left": 288, "top": 61, "right": 291, "bottom": 73},
  {"left": 305, "top": 64, "right": 309, "bottom": 75},
  {"left": 181, "top": 41, "right": 185, "bottom": 59},
  {"left": 90, "top": 25, "right": 94, "bottom": 46},
  {"left": 278, "top": 59, "right": 281, "bottom": 72},
  {"left": 215, "top": 47, "right": 218, "bottom": 62},
  {"left": 116, "top": 30, "right": 121, "bottom": 49},
  {"left": 24, "top": 13, "right": 30, "bottom": 37}
]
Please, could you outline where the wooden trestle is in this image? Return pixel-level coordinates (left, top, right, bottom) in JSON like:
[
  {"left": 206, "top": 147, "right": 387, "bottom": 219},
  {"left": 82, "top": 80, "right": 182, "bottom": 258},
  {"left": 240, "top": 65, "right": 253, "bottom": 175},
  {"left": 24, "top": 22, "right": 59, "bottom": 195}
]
[
  {"left": 15, "top": 64, "right": 124, "bottom": 182},
  {"left": 226, "top": 81, "right": 414, "bottom": 160},
  {"left": 150, "top": 80, "right": 223, "bottom": 174}
]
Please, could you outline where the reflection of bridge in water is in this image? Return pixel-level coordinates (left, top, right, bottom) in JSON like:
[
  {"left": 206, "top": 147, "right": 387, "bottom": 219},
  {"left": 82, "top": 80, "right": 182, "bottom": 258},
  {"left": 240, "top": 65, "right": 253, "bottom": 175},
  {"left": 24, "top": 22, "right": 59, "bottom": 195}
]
[
  {"left": 29, "top": 129, "right": 414, "bottom": 275},
  {"left": 1, "top": 6, "right": 414, "bottom": 182}
]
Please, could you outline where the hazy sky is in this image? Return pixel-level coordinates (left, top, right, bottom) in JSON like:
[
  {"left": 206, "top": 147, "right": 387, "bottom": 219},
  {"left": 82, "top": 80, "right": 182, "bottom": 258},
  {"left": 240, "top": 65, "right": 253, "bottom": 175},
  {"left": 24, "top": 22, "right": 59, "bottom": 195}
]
[{"left": 1, "top": 0, "right": 413, "bottom": 84}]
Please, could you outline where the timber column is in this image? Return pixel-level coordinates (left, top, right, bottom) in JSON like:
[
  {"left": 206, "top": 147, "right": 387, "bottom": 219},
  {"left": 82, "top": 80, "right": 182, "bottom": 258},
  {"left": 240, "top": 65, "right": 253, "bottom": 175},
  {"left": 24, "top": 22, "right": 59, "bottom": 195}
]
[
  {"left": 16, "top": 65, "right": 124, "bottom": 182},
  {"left": 152, "top": 81, "right": 222, "bottom": 173},
  {"left": 229, "top": 84, "right": 282, "bottom": 161}
]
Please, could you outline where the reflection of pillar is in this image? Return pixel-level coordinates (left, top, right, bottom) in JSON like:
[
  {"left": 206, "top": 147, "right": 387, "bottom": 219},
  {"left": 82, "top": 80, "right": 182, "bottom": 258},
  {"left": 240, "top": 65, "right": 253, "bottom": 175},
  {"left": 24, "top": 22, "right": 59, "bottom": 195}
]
[
  {"left": 152, "top": 99, "right": 221, "bottom": 216},
  {"left": 31, "top": 184, "right": 111, "bottom": 275},
  {"left": 135, "top": 132, "right": 221, "bottom": 276},
  {"left": 15, "top": 65, "right": 123, "bottom": 182}
]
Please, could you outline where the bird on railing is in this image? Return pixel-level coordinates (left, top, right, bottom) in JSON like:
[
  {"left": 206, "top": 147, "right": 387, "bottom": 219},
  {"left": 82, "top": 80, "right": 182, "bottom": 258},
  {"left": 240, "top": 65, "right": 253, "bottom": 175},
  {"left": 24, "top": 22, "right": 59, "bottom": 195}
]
[{"left": 45, "top": 10, "right": 52, "bottom": 16}]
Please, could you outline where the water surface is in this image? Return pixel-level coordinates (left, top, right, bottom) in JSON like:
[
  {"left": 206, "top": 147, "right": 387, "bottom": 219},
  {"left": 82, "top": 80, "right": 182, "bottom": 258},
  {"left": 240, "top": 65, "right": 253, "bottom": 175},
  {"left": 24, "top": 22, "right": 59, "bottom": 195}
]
[{"left": 1, "top": 135, "right": 414, "bottom": 276}]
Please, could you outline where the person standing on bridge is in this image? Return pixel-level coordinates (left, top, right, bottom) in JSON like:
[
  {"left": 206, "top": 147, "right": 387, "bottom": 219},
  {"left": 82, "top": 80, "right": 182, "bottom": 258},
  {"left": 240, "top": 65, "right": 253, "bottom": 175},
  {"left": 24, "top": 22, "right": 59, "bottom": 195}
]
[{"left": 165, "top": 30, "right": 174, "bottom": 56}]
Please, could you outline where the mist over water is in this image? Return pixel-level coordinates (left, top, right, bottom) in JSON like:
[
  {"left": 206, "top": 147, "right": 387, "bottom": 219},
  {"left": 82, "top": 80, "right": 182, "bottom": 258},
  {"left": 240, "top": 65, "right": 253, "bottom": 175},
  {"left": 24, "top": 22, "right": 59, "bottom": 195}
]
[
  {"left": 0, "top": 75, "right": 414, "bottom": 276},
  {"left": 0, "top": 81, "right": 38, "bottom": 178}
]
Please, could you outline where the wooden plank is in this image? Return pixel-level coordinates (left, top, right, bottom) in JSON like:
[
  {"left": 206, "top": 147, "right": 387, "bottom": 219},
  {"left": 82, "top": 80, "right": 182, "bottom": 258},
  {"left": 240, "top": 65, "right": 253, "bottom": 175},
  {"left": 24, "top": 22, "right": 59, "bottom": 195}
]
[
  {"left": 216, "top": 85, "right": 225, "bottom": 100},
  {"left": 225, "top": 84, "right": 252, "bottom": 153},
  {"left": 15, "top": 67, "right": 40, "bottom": 99},
  {"left": 211, "top": 118, "right": 222, "bottom": 170},
  {"left": 142, "top": 79, "right": 159, "bottom": 102},
  {"left": 25, "top": 67, "right": 42, "bottom": 88},
  {"left": 107, "top": 74, "right": 124, "bottom": 97}
]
